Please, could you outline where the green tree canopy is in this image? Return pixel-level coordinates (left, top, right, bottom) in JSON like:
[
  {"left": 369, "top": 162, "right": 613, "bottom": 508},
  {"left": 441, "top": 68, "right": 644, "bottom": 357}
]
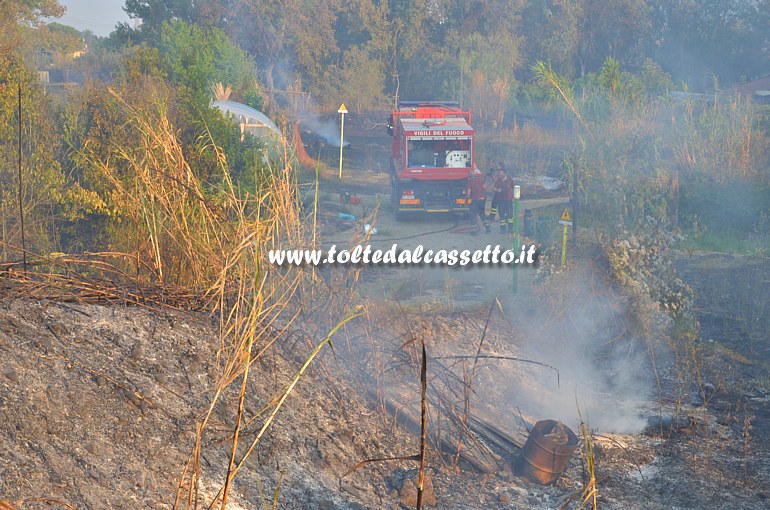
[
  {"left": 0, "top": 0, "right": 64, "bottom": 53},
  {"left": 159, "top": 19, "right": 257, "bottom": 108}
]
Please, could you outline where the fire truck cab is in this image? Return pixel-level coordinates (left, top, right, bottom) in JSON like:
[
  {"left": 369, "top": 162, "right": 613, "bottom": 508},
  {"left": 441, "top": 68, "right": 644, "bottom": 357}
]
[{"left": 387, "top": 101, "right": 475, "bottom": 220}]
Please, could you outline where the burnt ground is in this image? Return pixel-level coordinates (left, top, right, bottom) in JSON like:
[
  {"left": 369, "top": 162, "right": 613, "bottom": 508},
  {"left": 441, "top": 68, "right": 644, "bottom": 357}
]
[
  {"left": 674, "top": 255, "right": 770, "bottom": 492},
  {"left": 3, "top": 262, "right": 770, "bottom": 510},
  {"left": 1, "top": 114, "right": 769, "bottom": 509}
]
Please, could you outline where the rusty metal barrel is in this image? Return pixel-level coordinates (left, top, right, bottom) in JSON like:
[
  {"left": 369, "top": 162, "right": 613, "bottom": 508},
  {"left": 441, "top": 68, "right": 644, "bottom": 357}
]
[{"left": 514, "top": 419, "right": 579, "bottom": 485}]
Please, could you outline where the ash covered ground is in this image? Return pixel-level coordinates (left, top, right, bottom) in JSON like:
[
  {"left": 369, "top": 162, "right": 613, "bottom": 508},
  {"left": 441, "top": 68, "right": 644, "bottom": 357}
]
[{"left": 2, "top": 285, "right": 769, "bottom": 509}]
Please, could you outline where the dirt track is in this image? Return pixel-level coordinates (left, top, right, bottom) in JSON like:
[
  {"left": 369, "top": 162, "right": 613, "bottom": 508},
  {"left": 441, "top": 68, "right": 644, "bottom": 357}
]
[{"left": 302, "top": 113, "right": 571, "bottom": 308}]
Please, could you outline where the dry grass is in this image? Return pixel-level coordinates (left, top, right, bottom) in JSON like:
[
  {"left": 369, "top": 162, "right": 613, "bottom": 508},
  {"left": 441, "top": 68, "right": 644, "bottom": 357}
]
[
  {"left": 674, "top": 95, "right": 768, "bottom": 183},
  {"left": 475, "top": 128, "right": 569, "bottom": 178},
  {"left": 558, "top": 412, "right": 597, "bottom": 510},
  {"left": 0, "top": 86, "right": 368, "bottom": 509}
]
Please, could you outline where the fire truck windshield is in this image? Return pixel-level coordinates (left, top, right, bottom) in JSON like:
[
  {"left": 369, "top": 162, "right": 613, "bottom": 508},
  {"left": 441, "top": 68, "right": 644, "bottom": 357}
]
[{"left": 407, "top": 138, "right": 471, "bottom": 168}]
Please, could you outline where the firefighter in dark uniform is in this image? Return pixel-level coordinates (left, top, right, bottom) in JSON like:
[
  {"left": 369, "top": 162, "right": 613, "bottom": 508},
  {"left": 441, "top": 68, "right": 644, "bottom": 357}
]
[
  {"left": 486, "top": 169, "right": 498, "bottom": 223},
  {"left": 494, "top": 167, "right": 515, "bottom": 233},
  {"left": 466, "top": 168, "right": 491, "bottom": 235}
]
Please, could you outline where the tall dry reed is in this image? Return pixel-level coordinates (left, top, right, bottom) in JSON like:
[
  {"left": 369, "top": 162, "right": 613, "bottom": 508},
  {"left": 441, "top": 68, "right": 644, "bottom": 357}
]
[{"left": 76, "top": 88, "right": 362, "bottom": 509}]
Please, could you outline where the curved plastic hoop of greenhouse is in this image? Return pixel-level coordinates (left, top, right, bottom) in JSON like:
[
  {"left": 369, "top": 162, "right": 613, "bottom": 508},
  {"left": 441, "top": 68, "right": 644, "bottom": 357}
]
[{"left": 212, "top": 100, "right": 283, "bottom": 143}]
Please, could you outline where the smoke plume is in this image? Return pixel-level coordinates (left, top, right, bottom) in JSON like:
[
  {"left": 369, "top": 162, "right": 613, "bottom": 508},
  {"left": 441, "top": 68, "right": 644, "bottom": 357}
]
[
  {"left": 500, "top": 266, "right": 656, "bottom": 434},
  {"left": 299, "top": 113, "right": 349, "bottom": 148}
]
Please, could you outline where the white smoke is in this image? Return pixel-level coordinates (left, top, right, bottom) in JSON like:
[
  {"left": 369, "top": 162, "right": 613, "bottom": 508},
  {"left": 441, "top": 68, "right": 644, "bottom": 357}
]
[
  {"left": 300, "top": 113, "right": 349, "bottom": 148},
  {"left": 499, "top": 266, "right": 655, "bottom": 434}
]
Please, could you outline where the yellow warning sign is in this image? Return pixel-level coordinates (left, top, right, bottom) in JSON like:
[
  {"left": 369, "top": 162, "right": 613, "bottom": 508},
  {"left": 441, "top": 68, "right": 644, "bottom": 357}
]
[
  {"left": 559, "top": 207, "right": 572, "bottom": 225},
  {"left": 338, "top": 103, "right": 348, "bottom": 114}
]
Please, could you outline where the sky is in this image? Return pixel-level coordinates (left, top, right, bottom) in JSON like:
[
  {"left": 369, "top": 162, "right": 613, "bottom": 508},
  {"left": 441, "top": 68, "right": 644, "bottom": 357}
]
[{"left": 56, "top": 0, "right": 132, "bottom": 37}]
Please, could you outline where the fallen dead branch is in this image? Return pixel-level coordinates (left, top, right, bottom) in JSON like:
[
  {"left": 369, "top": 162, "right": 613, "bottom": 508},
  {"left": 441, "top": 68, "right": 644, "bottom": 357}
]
[
  {"left": 4, "top": 498, "right": 79, "bottom": 510},
  {"left": 1, "top": 252, "right": 207, "bottom": 311}
]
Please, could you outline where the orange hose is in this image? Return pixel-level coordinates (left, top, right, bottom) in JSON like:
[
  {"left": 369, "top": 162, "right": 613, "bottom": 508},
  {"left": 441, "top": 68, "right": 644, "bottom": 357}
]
[{"left": 292, "top": 121, "right": 317, "bottom": 169}]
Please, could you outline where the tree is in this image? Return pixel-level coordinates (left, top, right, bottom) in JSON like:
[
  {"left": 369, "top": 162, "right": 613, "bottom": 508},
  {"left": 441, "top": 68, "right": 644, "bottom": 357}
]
[
  {"left": 122, "top": 0, "right": 197, "bottom": 43},
  {"left": 650, "top": 0, "right": 770, "bottom": 88},
  {"left": 579, "top": 0, "right": 651, "bottom": 74},
  {"left": 155, "top": 22, "right": 265, "bottom": 183},
  {"left": 0, "top": 0, "right": 64, "bottom": 54},
  {"left": 522, "top": 0, "right": 584, "bottom": 78},
  {"left": 523, "top": 0, "right": 652, "bottom": 79},
  {"left": 0, "top": 57, "right": 100, "bottom": 259},
  {"left": 225, "top": 0, "right": 340, "bottom": 101},
  {"left": 329, "top": 44, "right": 386, "bottom": 112},
  {"left": 159, "top": 19, "right": 257, "bottom": 106},
  {"left": 331, "top": 0, "right": 427, "bottom": 105},
  {"left": 406, "top": 0, "right": 525, "bottom": 118},
  {"left": 21, "top": 22, "right": 84, "bottom": 76}
]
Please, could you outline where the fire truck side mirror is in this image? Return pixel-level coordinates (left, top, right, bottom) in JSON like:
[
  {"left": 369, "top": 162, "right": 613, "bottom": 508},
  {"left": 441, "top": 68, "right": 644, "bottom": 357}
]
[{"left": 386, "top": 115, "right": 394, "bottom": 136}]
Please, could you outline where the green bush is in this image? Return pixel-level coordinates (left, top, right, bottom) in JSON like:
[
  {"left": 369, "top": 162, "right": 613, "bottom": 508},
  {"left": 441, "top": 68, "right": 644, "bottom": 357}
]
[{"left": 681, "top": 181, "right": 770, "bottom": 235}]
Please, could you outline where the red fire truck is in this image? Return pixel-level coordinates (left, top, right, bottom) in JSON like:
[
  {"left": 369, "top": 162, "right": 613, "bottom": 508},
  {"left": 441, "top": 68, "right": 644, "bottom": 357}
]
[{"left": 387, "top": 101, "right": 476, "bottom": 220}]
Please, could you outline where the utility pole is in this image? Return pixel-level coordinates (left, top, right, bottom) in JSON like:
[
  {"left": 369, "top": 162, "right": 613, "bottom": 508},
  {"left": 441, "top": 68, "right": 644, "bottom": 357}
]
[{"left": 18, "top": 82, "right": 27, "bottom": 274}]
